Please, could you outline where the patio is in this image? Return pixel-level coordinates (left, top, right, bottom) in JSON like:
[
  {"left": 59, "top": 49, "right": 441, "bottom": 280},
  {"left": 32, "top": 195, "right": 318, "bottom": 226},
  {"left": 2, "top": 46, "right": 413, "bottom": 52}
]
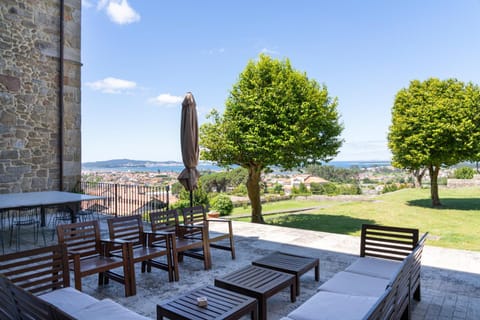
[{"left": 2, "top": 219, "right": 479, "bottom": 319}]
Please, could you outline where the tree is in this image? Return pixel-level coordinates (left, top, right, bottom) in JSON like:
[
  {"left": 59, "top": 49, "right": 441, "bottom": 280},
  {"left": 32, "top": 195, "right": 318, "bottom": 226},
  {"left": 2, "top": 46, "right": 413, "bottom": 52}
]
[
  {"left": 200, "top": 55, "right": 343, "bottom": 222},
  {"left": 388, "top": 78, "right": 480, "bottom": 206},
  {"left": 453, "top": 166, "right": 475, "bottom": 179},
  {"left": 410, "top": 167, "right": 427, "bottom": 188}
]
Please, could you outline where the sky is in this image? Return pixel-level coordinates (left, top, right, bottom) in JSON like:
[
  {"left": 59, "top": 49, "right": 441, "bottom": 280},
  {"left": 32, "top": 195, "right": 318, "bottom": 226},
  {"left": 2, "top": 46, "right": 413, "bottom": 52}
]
[{"left": 80, "top": 0, "right": 480, "bottom": 163}]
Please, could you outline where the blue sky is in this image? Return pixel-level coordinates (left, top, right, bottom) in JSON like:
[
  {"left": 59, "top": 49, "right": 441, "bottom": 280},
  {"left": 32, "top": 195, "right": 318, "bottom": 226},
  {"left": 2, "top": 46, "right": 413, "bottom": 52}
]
[{"left": 81, "top": 0, "right": 480, "bottom": 163}]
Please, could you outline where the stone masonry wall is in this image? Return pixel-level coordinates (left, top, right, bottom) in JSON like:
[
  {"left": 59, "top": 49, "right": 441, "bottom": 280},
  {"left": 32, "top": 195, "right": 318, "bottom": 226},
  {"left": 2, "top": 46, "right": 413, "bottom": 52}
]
[{"left": 0, "top": 0, "right": 81, "bottom": 193}]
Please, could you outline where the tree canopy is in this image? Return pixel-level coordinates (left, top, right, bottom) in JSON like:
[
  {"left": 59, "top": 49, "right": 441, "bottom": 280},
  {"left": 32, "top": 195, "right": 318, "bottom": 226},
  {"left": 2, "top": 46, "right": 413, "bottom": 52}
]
[
  {"left": 388, "top": 78, "right": 480, "bottom": 206},
  {"left": 200, "top": 54, "right": 343, "bottom": 222}
]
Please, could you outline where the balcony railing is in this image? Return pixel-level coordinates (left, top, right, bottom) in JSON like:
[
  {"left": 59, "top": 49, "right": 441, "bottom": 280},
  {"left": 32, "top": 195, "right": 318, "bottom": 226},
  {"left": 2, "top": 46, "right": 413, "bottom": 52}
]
[{"left": 77, "top": 181, "right": 170, "bottom": 218}]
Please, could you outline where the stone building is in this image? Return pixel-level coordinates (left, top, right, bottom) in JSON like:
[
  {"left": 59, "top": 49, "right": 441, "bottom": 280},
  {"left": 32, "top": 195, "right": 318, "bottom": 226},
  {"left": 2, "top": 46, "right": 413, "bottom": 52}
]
[{"left": 0, "top": 0, "right": 81, "bottom": 193}]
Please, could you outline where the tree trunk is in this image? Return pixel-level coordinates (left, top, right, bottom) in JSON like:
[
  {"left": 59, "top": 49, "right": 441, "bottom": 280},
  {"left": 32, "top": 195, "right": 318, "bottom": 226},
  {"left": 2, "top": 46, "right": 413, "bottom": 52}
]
[
  {"left": 246, "top": 164, "right": 264, "bottom": 223},
  {"left": 412, "top": 167, "right": 427, "bottom": 188},
  {"left": 428, "top": 164, "right": 441, "bottom": 207}
]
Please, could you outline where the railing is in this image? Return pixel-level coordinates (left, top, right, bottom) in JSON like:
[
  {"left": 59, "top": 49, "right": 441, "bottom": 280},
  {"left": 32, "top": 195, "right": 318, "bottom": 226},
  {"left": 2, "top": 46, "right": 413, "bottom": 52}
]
[{"left": 77, "top": 182, "right": 170, "bottom": 217}]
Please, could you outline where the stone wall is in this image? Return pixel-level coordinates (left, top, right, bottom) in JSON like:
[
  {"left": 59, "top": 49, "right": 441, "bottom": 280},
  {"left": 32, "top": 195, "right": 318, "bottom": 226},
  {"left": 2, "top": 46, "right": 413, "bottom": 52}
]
[
  {"left": 0, "top": 0, "right": 81, "bottom": 193},
  {"left": 447, "top": 175, "right": 480, "bottom": 188}
]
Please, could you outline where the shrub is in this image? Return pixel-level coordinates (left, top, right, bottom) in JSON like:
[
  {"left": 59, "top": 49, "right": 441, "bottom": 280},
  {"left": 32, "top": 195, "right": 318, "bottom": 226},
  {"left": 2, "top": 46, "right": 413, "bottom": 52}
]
[
  {"left": 210, "top": 194, "right": 233, "bottom": 216},
  {"left": 272, "top": 183, "right": 284, "bottom": 194},
  {"left": 454, "top": 167, "right": 475, "bottom": 179}
]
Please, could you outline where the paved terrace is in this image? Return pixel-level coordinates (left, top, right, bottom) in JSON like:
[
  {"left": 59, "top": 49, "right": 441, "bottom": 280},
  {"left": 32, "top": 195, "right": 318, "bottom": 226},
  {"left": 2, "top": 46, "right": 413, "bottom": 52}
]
[{"left": 2, "top": 219, "right": 480, "bottom": 319}]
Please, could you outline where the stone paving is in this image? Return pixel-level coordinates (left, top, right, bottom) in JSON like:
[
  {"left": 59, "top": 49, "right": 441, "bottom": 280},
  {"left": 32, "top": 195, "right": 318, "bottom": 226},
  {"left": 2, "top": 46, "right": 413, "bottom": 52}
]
[{"left": 1, "top": 218, "right": 479, "bottom": 319}]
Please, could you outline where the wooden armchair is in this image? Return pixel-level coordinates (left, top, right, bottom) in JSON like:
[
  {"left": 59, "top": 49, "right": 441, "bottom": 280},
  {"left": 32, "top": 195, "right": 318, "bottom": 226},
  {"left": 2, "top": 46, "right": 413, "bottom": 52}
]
[
  {"left": 149, "top": 209, "right": 210, "bottom": 281},
  {"left": 56, "top": 220, "right": 136, "bottom": 297},
  {"left": 182, "top": 205, "right": 235, "bottom": 259},
  {"left": 107, "top": 214, "right": 174, "bottom": 282}
]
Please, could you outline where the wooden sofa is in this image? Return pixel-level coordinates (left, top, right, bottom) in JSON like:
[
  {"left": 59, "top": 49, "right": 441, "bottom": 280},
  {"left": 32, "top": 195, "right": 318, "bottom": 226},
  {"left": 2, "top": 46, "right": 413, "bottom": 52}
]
[
  {"left": 281, "top": 224, "right": 428, "bottom": 320},
  {"left": 0, "top": 244, "right": 149, "bottom": 320}
]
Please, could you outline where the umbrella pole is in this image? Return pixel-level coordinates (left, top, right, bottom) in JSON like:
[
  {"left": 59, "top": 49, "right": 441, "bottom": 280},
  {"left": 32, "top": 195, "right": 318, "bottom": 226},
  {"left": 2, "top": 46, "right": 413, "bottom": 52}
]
[{"left": 189, "top": 190, "right": 193, "bottom": 207}]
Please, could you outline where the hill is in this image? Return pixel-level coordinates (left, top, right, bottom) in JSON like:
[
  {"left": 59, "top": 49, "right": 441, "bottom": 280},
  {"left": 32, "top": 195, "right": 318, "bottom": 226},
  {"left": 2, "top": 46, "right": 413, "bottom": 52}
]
[{"left": 82, "top": 159, "right": 182, "bottom": 168}]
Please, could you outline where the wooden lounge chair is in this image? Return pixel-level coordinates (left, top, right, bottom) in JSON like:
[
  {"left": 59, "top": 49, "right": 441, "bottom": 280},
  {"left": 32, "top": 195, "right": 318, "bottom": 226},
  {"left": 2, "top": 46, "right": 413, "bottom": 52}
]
[
  {"left": 107, "top": 214, "right": 174, "bottom": 282},
  {"left": 0, "top": 243, "right": 70, "bottom": 294},
  {"left": 56, "top": 220, "right": 136, "bottom": 297},
  {"left": 149, "top": 209, "right": 211, "bottom": 281},
  {"left": 360, "top": 224, "right": 424, "bottom": 302},
  {"left": 182, "top": 205, "right": 235, "bottom": 259},
  {"left": 0, "top": 244, "right": 74, "bottom": 320}
]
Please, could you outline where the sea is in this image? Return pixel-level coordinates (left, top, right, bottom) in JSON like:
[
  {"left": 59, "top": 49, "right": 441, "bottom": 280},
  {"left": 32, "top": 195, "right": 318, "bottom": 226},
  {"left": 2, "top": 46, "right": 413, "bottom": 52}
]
[{"left": 82, "top": 161, "right": 391, "bottom": 173}]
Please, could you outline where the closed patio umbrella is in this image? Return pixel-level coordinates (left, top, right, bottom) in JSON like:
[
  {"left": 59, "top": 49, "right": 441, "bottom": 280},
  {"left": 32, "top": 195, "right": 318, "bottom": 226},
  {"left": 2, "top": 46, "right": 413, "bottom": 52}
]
[{"left": 178, "top": 92, "right": 200, "bottom": 207}]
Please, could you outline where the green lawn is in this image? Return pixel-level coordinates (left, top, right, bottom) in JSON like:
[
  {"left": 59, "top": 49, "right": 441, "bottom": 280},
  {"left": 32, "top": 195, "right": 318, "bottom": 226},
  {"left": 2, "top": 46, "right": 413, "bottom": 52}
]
[{"left": 232, "top": 187, "right": 480, "bottom": 251}]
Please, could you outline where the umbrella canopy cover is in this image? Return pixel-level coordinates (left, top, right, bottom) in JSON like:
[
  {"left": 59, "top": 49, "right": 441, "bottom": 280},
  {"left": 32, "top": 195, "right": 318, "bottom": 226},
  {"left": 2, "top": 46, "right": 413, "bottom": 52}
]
[{"left": 178, "top": 92, "right": 200, "bottom": 191}]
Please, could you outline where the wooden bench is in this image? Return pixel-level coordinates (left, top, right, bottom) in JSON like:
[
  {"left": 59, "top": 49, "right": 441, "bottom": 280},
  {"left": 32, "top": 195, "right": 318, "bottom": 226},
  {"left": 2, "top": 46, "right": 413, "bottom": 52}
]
[
  {"left": 281, "top": 224, "right": 428, "bottom": 320},
  {"left": 0, "top": 243, "right": 150, "bottom": 320}
]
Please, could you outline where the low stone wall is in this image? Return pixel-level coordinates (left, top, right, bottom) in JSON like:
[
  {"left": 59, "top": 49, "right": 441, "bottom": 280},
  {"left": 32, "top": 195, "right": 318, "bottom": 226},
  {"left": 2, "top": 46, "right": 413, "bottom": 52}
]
[{"left": 447, "top": 175, "right": 480, "bottom": 188}]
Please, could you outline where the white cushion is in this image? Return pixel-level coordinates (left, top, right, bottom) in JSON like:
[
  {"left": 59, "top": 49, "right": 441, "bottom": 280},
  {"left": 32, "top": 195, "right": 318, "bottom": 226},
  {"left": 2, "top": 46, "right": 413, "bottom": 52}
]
[
  {"left": 71, "top": 298, "right": 150, "bottom": 320},
  {"left": 345, "top": 257, "right": 402, "bottom": 280},
  {"left": 288, "top": 291, "right": 378, "bottom": 320},
  {"left": 318, "top": 271, "right": 389, "bottom": 298},
  {"left": 39, "top": 287, "right": 99, "bottom": 315}
]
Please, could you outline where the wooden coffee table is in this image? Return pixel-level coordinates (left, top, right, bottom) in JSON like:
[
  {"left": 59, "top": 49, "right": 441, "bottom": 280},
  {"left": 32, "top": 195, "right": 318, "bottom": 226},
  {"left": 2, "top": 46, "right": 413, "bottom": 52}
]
[
  {"left": 214, "top": 265, "right": 296, "bottom": 320},
  {"left": 157, "top": 285, "right": 257, "bottom": 320},
  {"left": 252, "top": 251, "right": 320, "bottom": 296}
]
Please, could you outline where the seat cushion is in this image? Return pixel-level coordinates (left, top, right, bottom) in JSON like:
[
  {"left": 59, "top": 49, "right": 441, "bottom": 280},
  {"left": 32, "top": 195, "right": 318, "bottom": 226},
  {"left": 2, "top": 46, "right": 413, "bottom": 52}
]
[
  {"left": 39, "top": 287, "right": 99, "bottom": 315},
  {"left": 318, "top": 271, "right": 389, "bottom": 298},
  {"left": 345, "top": 257, "right": 402, "bottom": 280},
  {"left": 288, "top": 291, "right": 378, "bottom": 320},
  {"left": 70, "top": 298, "right": 150, "bottom": 320}
]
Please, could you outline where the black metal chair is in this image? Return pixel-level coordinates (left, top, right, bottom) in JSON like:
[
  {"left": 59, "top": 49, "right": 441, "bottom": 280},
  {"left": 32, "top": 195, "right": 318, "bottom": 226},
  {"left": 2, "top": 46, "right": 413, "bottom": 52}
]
[{"left": 9, "top": 207, "right": 46, "bottom": 251}]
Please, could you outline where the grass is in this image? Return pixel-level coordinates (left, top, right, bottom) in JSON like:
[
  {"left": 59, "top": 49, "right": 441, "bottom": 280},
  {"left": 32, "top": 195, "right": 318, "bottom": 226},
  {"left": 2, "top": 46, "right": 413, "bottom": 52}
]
[{"left": 232, "top": 187, "right": 480, "bottom": 251}]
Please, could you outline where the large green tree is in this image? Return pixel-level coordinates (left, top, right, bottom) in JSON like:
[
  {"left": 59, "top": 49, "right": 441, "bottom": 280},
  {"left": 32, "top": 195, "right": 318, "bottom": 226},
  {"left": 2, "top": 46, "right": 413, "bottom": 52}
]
[
  {"left": 200, "top": 55, "right": 343, "bottom": 223},
  {"left": 388, "top": 78, "right": 480, "bottom": 206}
]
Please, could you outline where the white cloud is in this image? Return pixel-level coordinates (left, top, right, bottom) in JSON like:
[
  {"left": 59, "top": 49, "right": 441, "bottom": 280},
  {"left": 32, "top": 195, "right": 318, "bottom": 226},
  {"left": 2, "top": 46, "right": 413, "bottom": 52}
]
[
  {"left": 82, "top": 0, "right": 94, "bottom": 8},
  {"left": 149, "top": 94, "right": 183, "bottom": 106},
  {"left": 86, "top": 77, "right": 137, "bottom": 94},
  {"left": 260, "top": 48, "right": 280, "bottom": 55},
  {"left": 97, "top": 0, "right": 140, "bottom": 25}
]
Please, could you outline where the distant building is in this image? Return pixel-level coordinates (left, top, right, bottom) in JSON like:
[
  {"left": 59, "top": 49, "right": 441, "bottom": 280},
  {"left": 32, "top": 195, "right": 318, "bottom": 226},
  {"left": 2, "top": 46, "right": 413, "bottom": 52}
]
[{"left": 291, "top": 174, "right": 329, "bottom": 188}]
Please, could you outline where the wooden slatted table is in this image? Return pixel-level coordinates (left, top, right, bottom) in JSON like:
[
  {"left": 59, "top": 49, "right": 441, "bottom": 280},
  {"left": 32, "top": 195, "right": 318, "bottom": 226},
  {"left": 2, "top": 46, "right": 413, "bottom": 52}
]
[
  {"left": 252, "top": 251, "right": 320, "bottom": 296},
  {"left": 214, "top": 265, "right": 296, "bottom": 320},
  {"left": 156, "top": 285, "right": 257, "bottom": 320}
]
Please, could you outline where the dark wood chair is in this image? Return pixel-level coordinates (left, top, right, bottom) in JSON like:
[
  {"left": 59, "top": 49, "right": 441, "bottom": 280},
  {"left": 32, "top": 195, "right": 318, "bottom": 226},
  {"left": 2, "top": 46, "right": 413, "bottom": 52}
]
[
  {"left": 182, "top": 205, "right": 235, "bottom": 259},
  {"left": 5, "top": 277, "right": 74, "bottom": 320},
  {"left": 0, "top": 244, "right": 75, "bottom": 320},
  {"left": 56, "top": 220, "right": 136, "bottom": 297},
  {"left": 107, "top": 214, "right": 174, "bottom": 282},
  {"left": 0, "top": 274, "right": 18, "bottom": 320},
  {"left": 0, "top": 244, "right": 70, "bottom": 294},
  {"left": 360, "top": 224, "right": 425, "bottom": 303},
  {"left": 149, "top": 209, "right": 211, "bottom": 281}
]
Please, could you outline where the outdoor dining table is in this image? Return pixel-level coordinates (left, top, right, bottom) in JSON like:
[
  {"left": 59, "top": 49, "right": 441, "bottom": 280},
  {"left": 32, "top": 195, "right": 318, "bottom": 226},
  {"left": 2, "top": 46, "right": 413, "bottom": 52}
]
[{"left": 0, "top": 191, "right": 106, "bottom": 226}]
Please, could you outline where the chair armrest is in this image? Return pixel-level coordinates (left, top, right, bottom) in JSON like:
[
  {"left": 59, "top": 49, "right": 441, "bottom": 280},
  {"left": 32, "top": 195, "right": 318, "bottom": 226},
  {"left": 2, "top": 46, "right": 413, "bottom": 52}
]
[
  {"left": 101, "top": 238, "right": 131, "bottom": 245},
  {"left": 206, "top": 218, "right": 230, "bottom": 223},
  {"left": 178, "top": 223, "right": 206, "bottom": 230},
  {"left": 100, "top": 238, "right": 132, "bottom": 256},
  {"left": 68, "top": 250, "right": 82, "bottom": 259}
]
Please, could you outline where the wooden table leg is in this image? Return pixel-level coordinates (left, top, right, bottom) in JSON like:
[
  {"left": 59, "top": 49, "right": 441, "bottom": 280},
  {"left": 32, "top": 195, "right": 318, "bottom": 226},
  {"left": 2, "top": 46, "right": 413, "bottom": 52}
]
[{"left": 290, "top": 282, "right": 296, "bottom": 302}]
